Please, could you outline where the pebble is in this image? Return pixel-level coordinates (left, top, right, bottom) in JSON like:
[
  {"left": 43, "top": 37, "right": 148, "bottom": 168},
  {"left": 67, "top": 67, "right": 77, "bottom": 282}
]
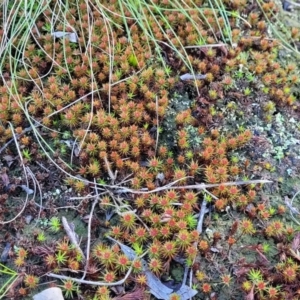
[
  {"left": 33, "top": 287, "right": 64, "bottom": 300},
  {"left": 25, "top": 215, "right": 33, "bottom": 224}
]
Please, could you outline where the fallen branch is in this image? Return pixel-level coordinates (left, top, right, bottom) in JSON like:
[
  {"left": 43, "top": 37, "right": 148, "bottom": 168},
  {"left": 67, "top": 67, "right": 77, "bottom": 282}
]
[
  {"left": 109, "top": 179, "right": 272, "bottom": 195},
  {"left": 48, "top": 266, "right": 133, "bottom": 286},
  {"left": 62, "top": 217, "right": 86, "bottom": 263}
]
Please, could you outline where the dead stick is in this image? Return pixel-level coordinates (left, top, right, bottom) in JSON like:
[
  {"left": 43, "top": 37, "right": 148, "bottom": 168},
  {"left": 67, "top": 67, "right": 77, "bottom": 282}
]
[
  {"left": 48, "top": 266, "right": 133, "bottom": 286},
  {"left": 62, "top": 216, "right": 86, "bottom": 262}
]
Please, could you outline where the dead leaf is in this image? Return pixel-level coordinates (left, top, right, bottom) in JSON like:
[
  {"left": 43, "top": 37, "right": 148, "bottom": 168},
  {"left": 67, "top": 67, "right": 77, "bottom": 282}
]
[
  {"left": 111, "top": 285, "right": 125, "bottom": 296},
  {"left": 112, "top": 288, "right": 145, "bottom": 300},
  {"left": 228, "top": 220, "right": 239, "bottom": 236},
  {"left": 144, "top": 269, "right": 173, "bottom": 299},
  {"left": 255, "top": 249, "right": 270, "bottom": 265},
  {"left": 291, "top": 233, "right": 300, "bottom": 251},
  {"left": 175, "top": 284, "right": 198, "bottom": 299},
  {"left": 0, "top": 170, "right": 10, "bottom": 186},
  {"left": 289, "top": 248, "right": 300, "bottom": 262},
  {"left": 2, "top": 155, "right": 15, "bottom": 167},
  {"left": 197, "top": 97, "right": 210, "bottom": 105}
]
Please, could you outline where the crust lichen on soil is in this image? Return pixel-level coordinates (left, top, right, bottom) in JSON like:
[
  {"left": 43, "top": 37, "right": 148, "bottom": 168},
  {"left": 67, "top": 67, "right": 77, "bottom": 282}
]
[{"left": 0, "top": 0, "right": 300, "bottom": 299}]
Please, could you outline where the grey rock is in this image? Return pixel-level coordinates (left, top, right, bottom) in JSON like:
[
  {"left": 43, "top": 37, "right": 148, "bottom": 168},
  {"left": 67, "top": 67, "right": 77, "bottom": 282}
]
[
  {"left": 33, "top": 287, "right": 64, "bottom": 300},
  {"left": 25, "top": 215, "right": 33, "bottom": 224}
]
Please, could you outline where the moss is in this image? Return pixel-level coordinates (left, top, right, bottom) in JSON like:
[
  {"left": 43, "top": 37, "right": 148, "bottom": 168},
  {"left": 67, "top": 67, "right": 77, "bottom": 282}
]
[{"left": 160, "top": 92, "right": 195, "bottom": 149}]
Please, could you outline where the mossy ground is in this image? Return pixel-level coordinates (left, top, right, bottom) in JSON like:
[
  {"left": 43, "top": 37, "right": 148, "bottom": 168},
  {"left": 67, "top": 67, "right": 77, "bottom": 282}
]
[{"left": 1, "top": 0, "right": 300, "bottom": 299}]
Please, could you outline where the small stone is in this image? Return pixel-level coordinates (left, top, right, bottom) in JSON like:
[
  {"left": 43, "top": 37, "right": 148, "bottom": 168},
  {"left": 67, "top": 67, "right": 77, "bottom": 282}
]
[
  {"left": 0, "top": 243, "right": 11, "bottom": 262},
  {"left": 33, "top": 287, "right": 64, "bottom": 300},
  {"left": 25, "top": 215, "right": 33, "bottom": 224}
]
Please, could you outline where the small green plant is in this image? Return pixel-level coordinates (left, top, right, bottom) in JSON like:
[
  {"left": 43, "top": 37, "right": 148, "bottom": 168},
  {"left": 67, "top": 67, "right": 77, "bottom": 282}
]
[
  {"left": 55, "top": 251, "right": 68, "bottom": 265},
  {"left": 231, "top": 156, "right": 239, "bottom": 163},
  {"left": 164, "top": 65, "right": 172, "bottom": 77},
  {"left": 248, "top": 268, "right": 263, "bottom": 284},
  {"left": 22, "top": 149, "right": 31, "bottom": 161},
  {"left": 75, "top": 251, "right": 84, "bottom": 263},
  {"left": 245, "top": 72, "right": 255, "bottom": 82},
  {"left": 128, "top": 53, "right": 138, "bottom": 67},
  {"left": 37, "top": 231, "right": 46, "bottom": 242},
  {"left": 127, "top": 92, "right": 135, "bottom": 100},
  {"left": 196, "top": 37, "right": 206, "bottom": 45},
  {"left": 234, "top": 70, "right": 244, "bottom": 79},
  {"left": 185, "top": 150, "right": 194, "bottom": 160},
  {"left": 185, "top": 214, "right": 198, "bottom": 229},
  {"left": 186, "top": 257, "right": 193, "bottom": 267},
  {"left": 42, "top": 23, "right": 51, "bottom": 32},
  {"left": 244, "top": 87, "right": 251, "bottom": 96},
  {"left": 38, "top": 218, "right": 49, "bottom": 228},
  {"left": 261, "top": 243, "right": 272, "bottom": 254},
  {"left": 204, "top": 194, "right": 213, "bottom": 203},
  {"left": 49, "top": 217, "right": 61, "bottom": 233},
  {"left": 60, "top": 144, "right": 67, "bottom": 155},
  {"left": 97, "top": 178, "right": 107, "bottom": 185},
  {"left": 62, "top": 131, "right": 72, "bottom": 139},
  {"left": 132, "top": 242, "right": 144, "bottom": 256},
  {"left": 269, "top": 207, "right": 276, "bottom": 216}
]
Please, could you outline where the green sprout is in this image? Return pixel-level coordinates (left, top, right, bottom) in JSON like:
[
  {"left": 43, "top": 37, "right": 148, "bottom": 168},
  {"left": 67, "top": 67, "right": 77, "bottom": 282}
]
[
  {"left": 185, "top": 214, "right": 198, "bottom": 229},
  {"left": 60, "top": 144, "right": 67, "bottom": 155},
  {"left": 204, "top": 194, "right": 213, "bottom": 203},
  {"left": 262, "top": 87, "right": 270, "bottom": 94},
  {"left": 248, "top": 269, "right": 263, "bottom": 284},
  {"left": 55, "top": 251, "right": 68, "bottom": 265},
  {"left": 234, "top": 70, "right": 244, "bottom": 79},
  {"left": 269, "top": 207, "right": 276, "bottom": 216},
  {"left": 132, "top": 242, "right": 144, "bottom": 256},
  {"left": 127, "top": 92, "right": 136, "bottom": 100},
  {"left": 75, "top": 251, "right": 84, "bottom": 263},
  {"left": 22, "top": 149, "right": 31, "bottom": 161},
  {"left": 37, "top": 231, "right": 46, "bottom": 242},
  {"left": 231, "top": 156, "right": 239, "bottom": 163},
  {"left": 186, "top": 257, "right": 193, "bottom": 267},
  {"left": 185, "top": 150, "right": 194, "bottom": 160},
  {"left": 49, "top": 217, "right": 61, "bottom": 233},
  {"left": 128, "top": 53, "right": 138, "bottom": 67},
  {"left": 196, "top": 37, "right": 206, "bottom": 46},
  {"left": 62, "top": 131, "right": 72, "bottom": 139},
  {"left": 244, "top": 87, "right": 251, "bottom": 96},
  {"left": 245, "top": 72, "right": 255, "bottom": 82},
  {"left": 238, "top": 125, "right": 245, "bottom": 132},
  {"left": 38, "top": 218, "right": 49, "bottom": 228},
  {"left": 164, "top": 65, "right": 172, "bottom": 77},
  {"left": 115, "top": 69, "right": 123, "bottom": 81},
  {"left": 261, "top": 243, "right": 272, "bottom": 254},
  {"left": 97, "top": 178, "right": 107, "bottom": 185},
  {"left": 167, "top": 151, "right": 174, "bottom": 157},
  {"left": 115, "top": 42, "right": 123, "bottom": 54},
  {"left": 230, "top": 10, "right": 240, "bottom": 18},
  {"left": 42, "top": 23, "right": 51, "bottom": 32}
]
